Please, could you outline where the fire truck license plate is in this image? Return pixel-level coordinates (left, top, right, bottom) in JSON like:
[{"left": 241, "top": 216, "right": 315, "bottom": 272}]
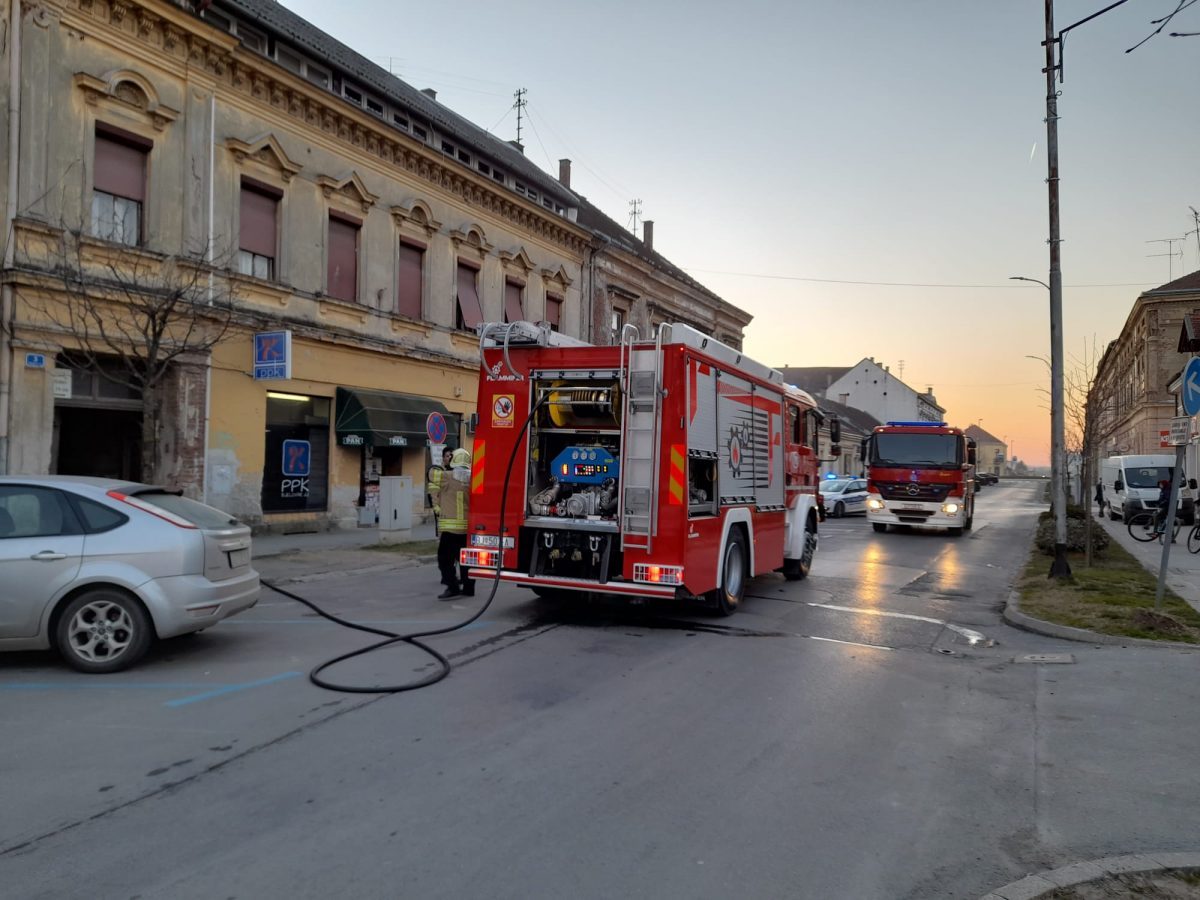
[{"left": 898, "top": 505, "right": 924, "bottom": 512}]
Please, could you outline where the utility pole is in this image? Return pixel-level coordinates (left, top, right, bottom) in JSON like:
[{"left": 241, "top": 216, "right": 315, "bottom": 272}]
[
  {"left": 512, "top": 87, "right": 527, "bottom": 145},
  {"left": 1032, "top": 0, "right": 1134, "bottom": 577},
  {"left": 1043, "top": 0, "right": 1071, "bottom": 578}
]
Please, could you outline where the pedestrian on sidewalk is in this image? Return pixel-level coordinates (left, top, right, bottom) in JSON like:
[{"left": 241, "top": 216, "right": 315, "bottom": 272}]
[
  {"left": 434, "top": 447, "right": 474, "bottom": 600},
  {"left": 1095, "top": 479, "right": 1104, "bottom": 515}
]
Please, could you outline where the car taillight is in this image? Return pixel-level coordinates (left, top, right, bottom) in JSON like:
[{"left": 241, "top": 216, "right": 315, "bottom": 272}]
[
  {"left": 106, "top": 491, "right": 198, "bottom": 529},
  {"left": 460, "top": 548, "right": 499, "bottom": 568},
  {"left": 633, "top": 563, "right": 684, "bottom": 585}
]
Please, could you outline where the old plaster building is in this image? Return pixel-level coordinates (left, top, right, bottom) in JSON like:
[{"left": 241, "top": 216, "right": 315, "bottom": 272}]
[
  {"left": 1093, "top": 271, "right": 1200, "bottom": 465},
  {"left": 963, "top": 424, "right": 1005, "bottom": 477},
  {"left": 824, "top": 358, "right": 945, "bottom": 424},
  {"left": 0, "top": 0, "right": 592, "bottom": 529}
]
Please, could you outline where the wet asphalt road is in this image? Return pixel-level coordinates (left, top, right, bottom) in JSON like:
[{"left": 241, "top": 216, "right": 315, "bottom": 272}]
[{"left": 2, "top": 479, "right": 1199, "bottom": 899}]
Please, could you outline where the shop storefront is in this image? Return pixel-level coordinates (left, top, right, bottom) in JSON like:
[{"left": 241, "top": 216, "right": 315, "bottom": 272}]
[
  {"left": 334, "top": 387, "right": 462, "bottom": 523},
  {"left": 261, "top": 392, "right": 331, "bottom": 514}
]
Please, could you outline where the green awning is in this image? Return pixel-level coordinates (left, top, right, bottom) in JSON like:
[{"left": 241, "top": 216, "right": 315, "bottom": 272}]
[{"left": 334, "top": 387, "right": 456, "bottom": 448}]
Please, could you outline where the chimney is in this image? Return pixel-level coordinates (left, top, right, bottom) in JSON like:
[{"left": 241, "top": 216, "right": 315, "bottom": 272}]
[
  {"left": 509, "top": 140, "right": 525, "bottom": 155},
  {"left": 643, "top": 220, "right": 654, "bottom": 251},
  {"left": 421, "top": 88, "right": 437, "bottom": 101},
  {"left": 558, "top": 159, "right": 571, "bottom": 189}
]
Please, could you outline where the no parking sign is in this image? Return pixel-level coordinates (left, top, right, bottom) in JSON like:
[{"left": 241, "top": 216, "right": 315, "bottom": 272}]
[{"left": 426, "top": 412, "right": 447, "bottom": 445}]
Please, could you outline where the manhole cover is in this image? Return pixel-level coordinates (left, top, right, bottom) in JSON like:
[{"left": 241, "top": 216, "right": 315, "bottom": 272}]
[{"left": 1013, "top": 653, "right": 1075, "bottom": 664}]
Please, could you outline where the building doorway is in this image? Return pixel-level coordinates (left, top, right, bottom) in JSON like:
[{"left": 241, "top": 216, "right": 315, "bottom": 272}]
[{"left": 54, "top": 406, "right": 143, "bottom": 481}]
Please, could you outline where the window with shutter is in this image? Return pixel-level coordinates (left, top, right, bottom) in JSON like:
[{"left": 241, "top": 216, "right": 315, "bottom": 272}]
[
  {"left": 456, "top": 263, "right": 484, "bottom": 330},
  {"left": 327, "top": 213, "right": 360, "bottom": 302},
  {"left": 238, "top": 180, "right": 280, "bottom": 280},
  {"left": 545, "top": 293, "right": 563, "bottom": 332},
  {"left": 397, "top": 241, "right": 424, "bottom": 319},
  {"left": 92, "top": 126, "right": 150, "bottom": 246},
  {"left": 503, "top": 279, "right": 524, "bottom": 324}
]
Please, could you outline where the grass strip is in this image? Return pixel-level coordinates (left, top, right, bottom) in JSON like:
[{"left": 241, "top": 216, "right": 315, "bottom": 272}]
[{"left": 1018, "top": 539, "right": 1200, "bottom": 644}]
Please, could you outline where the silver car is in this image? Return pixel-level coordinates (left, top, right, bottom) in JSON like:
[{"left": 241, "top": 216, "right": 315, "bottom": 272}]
[{"left": 0, "top": 476, "right": 259, "bottom": 673}]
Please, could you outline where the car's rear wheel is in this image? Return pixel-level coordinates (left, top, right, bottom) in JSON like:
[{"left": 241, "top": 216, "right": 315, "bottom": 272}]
[
  {"left": 833, "top": 501, "right": 845, "bottom": 518},
  {"left": 55, "top": 588, "right": 153, "bottom": 674}
]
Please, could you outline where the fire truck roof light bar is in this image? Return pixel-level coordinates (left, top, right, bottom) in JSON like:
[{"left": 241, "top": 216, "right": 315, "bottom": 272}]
[{"left": 885, "top": 421, "right": 948, "bottom": 427}]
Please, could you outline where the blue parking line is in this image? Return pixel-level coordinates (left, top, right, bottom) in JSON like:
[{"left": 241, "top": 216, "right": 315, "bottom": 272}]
[
  {"left": 1, "top": 681, "right": 211, "bottom": 692},
  {"left": 164, "top": 672, "right": 302, "bottom": 708}
]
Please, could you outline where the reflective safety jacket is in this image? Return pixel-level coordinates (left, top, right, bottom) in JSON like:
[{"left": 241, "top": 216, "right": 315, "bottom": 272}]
[{"left": 436, "top": 467, "right": 470, "bottom": 534}]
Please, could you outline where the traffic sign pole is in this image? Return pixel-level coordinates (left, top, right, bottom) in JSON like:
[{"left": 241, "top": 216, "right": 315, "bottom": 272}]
[{"left": 1155, "top": 444, "right": 1186, "bottom": 611}]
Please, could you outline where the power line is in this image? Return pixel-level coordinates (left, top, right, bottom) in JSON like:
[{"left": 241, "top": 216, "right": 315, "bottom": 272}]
[
  {"left": 524, "top": 104, "right": 632, "bottom": 202},
  {"left": 681, "top": 267, "right": 1157, "bottom": 289}
]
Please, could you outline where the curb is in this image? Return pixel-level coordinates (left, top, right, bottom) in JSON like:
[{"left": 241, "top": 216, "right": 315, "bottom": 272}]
[
  {"left": 1004, "top": 592, "right": 1199, "bottom": 651},
  {"left": 979, "top": 851, "right": 1200, "bottom": 899}
]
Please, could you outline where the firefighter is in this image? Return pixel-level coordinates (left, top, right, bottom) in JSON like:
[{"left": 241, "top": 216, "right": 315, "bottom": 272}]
[
  {"left": 434, "top": 447, "right": 474, "bottom": 599},
  {"left": 426, "top": 446, "right": 454, "bottom": 529}
]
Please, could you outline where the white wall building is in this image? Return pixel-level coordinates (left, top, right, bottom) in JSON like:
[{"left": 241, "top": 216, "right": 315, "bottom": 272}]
[{"left": 824, "top": 358, "right": 945, "bottom": 425}]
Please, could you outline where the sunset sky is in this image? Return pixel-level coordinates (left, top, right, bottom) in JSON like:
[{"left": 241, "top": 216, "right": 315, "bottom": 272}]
[{"left": 282, "top": 0, "right": 1200, "bottom": 466}]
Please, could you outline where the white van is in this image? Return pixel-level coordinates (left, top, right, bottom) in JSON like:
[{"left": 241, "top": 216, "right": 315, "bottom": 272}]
[{"left": 1099, "top": 454, "right": 1195, "bottom": 524}]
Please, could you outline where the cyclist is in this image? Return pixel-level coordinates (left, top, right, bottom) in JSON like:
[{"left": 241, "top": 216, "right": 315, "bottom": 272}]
[{"left": 1154, "top": 479, "right": 1173, "bottom": 539}]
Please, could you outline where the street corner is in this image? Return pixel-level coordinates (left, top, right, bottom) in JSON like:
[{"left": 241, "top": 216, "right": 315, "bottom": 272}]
[{"left": 980, "top": 853, "right": 1200, "bottom": 900}]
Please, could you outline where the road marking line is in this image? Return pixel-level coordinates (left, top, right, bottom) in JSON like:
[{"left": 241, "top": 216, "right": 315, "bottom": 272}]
[
  {"left": 807, "top": 635, "right": 894, "bottom": 651},
  {"left": 164, "top": 672, "right": 301, "bottom": 708},
  {"left": 806, "top": 601, "right": 988, "bottom": 645}
]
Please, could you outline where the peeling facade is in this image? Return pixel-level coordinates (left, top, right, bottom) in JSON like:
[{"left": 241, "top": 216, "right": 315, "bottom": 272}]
[{"left": 0, "top": 0, "right": 591, "bottom": 530}]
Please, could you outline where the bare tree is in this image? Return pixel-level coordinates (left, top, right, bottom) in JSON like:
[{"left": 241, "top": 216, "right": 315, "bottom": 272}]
[
  {"left": 26, "top": 226, "right": 238, "bottom": 485},
  {"left": 1064, "top": 340, "right": 1110, "bottom": 567}
]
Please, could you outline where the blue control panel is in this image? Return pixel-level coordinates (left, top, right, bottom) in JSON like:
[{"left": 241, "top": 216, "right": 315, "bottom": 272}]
[{"left": 550, "top": 446, "right": 619, "bottom": 484}]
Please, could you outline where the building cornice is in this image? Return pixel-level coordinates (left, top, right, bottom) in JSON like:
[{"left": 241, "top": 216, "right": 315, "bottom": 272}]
[{"left": 57, "top": 0, "right": 592, "bottom": 256}]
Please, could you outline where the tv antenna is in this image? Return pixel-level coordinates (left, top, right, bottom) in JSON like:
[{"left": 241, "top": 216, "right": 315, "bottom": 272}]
[
  {"left": 1188, "top": 207, "right": 1200, "bottom": 264},
  {"left": 1146, "top": 237, "right": 1184, "bottom": 281},
  {"left": 897, "top": 359, "right": 906, "bottom": 381},
  {"left": 512, "top": 88, "right": 527, "bottom": 145},
  {"left": 627, "top": 198, "right": 642, "bottom": 234}
]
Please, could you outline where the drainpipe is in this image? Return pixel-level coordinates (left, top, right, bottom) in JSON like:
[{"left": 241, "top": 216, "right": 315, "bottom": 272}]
[
  {"left": 201, "top": 91, "right": 215, "bottom": 501},
  {"left": 0, "top": 0, "right": 23, "bottom": 475}
]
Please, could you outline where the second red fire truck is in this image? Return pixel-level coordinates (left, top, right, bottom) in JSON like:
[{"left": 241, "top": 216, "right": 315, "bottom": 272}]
[
  {"left": 864, "top": 421, "right": 977, "bottom": 536},
  {"left": 460, "top": 321, "right": 830, "bottom": 614}
]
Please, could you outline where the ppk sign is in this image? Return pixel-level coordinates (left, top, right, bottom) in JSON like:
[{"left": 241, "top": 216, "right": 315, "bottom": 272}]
[{"left": 254, "top": 331, "right": 292, "bottom": 380}]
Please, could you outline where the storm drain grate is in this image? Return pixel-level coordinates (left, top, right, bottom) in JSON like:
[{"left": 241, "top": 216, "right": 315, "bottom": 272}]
[{"left": 1013, "top": 653, "right": 1075, "bottom": 664}]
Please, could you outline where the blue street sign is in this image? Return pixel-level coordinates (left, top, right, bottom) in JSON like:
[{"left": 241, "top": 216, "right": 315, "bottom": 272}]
[
  {"left": 254, "top": 331, "right": 292, "bottom": 380},
  {"left": 281, "top": 439, "right": 311, "bottom": 477},
  {"left": 1183, "top": 357, "right": 1200, "bottom": 417},
  {"left": 25, "top": 353, "right": 45, "bottom": 369},
  {"left": 426, "top": 412, "right": 447, "bottom": 444}
]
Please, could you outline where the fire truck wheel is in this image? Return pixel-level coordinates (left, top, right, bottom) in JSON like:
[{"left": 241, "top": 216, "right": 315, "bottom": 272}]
[
  {"left": 783, "top": 517, "right": 817, "bottom": 581},
  {"left": 710, "top": 529, "right": 748, "bottom": 616},
  {"left": 872, "top": 523, "right": 887, "bottom": 533}
]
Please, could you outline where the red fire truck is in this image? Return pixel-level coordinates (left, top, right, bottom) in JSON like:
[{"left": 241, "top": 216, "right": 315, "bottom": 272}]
[
  {"left": 864, "top": 421, "right": 977, "bottom": 536},
  {"left": 460, "top": 321, "right": 828, "bottom": 614}
]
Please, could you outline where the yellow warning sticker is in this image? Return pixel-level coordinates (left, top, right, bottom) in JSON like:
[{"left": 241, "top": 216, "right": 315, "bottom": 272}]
[{"left": 492, "top": 394, "right": 515, "bottom": 428}]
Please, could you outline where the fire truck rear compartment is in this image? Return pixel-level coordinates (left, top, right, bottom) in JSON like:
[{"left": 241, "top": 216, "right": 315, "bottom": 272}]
[{"left": 520, "top": 526, "right": 621, "bottom": 583}]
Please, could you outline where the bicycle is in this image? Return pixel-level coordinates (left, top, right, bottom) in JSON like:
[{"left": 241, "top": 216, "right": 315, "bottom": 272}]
[
  {"left": 1127, "top": 509, "right": 1182, "bottom": 544},
  {"left": 1187, "top": 521, "right": 1200, "bottom": 555}
]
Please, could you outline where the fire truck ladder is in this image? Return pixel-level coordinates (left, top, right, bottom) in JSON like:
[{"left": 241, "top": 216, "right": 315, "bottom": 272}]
[{"left": 619, "top": 324, "right": 665, "bottom": 553}]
